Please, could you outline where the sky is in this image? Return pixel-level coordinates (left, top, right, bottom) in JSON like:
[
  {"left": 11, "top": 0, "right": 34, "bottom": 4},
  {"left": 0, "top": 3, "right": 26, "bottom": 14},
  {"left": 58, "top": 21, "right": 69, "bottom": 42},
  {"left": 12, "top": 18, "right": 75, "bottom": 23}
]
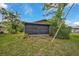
[{"left": 0, "top": 3, "right": 79, "bottom": 26}]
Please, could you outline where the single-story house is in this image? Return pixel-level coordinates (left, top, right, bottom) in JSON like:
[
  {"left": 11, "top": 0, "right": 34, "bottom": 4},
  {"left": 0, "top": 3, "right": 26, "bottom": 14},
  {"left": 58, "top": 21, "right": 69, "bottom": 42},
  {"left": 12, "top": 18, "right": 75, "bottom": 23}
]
[
  {"left": 25, "top": 20, "right": 77, "bottom": 35},
  {"left": 24, "top": 20, "right": 50, "bottom": 34},
  {"left": 71, "top": 26, "right": 79, "bottom": 33}
]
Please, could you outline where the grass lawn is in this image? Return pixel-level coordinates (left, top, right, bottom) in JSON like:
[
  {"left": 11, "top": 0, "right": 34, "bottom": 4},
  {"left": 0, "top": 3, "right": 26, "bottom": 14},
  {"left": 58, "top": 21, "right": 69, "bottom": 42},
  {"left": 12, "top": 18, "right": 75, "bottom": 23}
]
[{"left": 0, "top": 33, "right": 79, "bottom": 56}]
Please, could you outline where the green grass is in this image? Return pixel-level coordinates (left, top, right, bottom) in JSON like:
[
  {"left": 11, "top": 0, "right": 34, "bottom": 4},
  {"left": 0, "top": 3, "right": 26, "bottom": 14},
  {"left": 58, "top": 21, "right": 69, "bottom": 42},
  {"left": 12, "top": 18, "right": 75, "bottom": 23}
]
[{"left": 0, "top": 33, "right": 79, "bottom": 56}]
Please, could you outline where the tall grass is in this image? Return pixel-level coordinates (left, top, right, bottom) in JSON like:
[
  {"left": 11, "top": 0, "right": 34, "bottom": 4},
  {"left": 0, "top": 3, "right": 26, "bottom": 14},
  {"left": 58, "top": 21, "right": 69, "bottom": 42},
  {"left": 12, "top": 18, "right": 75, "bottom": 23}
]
[{"left": 0, "top": 33, "right": 79, "bottom": 56}]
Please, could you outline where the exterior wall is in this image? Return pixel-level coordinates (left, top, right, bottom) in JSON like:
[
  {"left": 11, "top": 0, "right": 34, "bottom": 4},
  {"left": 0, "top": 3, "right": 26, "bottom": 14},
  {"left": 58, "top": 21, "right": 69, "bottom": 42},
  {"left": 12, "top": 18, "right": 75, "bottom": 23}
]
[
  {"left": 25, "top": 23, "right": 49, "bottom": 34},
  {"left": 72, "top": 28, "right": 79, "bottom": 33}
]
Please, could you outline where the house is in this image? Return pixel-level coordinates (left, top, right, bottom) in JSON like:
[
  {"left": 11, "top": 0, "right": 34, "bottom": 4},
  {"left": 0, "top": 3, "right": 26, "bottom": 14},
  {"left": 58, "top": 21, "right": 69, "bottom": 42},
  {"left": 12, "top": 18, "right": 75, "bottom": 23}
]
[
  {"left": 25, "top": 20, "right": 50, "bottom": 34},
  {"left": 71, "top": 26, "right": 79, "bottom": 33}
]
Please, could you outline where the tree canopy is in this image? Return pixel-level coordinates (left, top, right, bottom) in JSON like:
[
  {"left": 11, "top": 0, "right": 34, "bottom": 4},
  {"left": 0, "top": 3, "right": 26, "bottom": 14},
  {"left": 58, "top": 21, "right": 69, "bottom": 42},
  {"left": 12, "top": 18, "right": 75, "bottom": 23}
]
[
  {"left": 0, "top": 8, "right": 24, "bottom": 34},
  {"left": 43, "top": 3, "right": 71, "bottom": 39}
]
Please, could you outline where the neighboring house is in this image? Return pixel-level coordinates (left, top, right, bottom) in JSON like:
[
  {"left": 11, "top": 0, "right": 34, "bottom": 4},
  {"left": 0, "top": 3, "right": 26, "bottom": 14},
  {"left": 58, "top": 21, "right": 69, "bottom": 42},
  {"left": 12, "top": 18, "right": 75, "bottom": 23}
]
[
  {"left": 25, "top": 20, "right": 50, "bottom": 34},
  {"left": 71, "top": 26, "right": 79, "bottom": 33}
]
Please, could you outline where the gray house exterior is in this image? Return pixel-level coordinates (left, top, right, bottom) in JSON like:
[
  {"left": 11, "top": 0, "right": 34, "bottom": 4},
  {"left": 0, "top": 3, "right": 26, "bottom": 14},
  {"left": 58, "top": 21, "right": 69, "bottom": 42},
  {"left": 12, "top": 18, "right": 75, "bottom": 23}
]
[
  {"left": 25, "top": 20, "right": 50, "bottom": 34},
  {"left": 71, "top": 26, "right": 79, "bottom": 33}
]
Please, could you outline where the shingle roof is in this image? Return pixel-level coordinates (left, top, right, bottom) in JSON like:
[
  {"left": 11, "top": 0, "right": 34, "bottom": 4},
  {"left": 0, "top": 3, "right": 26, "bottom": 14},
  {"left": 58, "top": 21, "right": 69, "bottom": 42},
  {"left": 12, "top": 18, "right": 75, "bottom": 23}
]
[{"left": 33, "top": 19, "right": 49, "bottom": 25}]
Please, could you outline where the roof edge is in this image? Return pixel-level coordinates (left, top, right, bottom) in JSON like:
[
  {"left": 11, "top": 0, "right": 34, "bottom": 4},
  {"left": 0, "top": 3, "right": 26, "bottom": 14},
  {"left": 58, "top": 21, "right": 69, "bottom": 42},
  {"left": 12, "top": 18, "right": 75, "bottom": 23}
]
[{"left": 25, "top": 23, "right": 50, "bottom": 26}]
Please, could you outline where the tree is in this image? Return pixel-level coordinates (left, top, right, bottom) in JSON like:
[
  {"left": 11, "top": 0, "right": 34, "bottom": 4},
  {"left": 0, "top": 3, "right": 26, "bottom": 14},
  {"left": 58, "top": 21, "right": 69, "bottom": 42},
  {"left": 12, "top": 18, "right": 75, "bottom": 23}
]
[
  {"left": 43, "top": 3, "right": 71, "bottom": 39},
  {"left": 0, "top": 8, "right": 24, "bottom": 33},
  {"left": 0, "top": 8, "right": 8, "bottom": 24}
]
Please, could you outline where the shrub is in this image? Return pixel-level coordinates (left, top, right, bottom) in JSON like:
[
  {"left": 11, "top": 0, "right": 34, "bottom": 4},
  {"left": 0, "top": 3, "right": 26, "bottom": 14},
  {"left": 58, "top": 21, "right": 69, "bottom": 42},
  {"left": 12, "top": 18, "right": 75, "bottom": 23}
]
[
  {"left": 49, "top": 20, "right": 71, "bottom": 39},
  {"left": 57, "top": 24, "right": 71, "bottom": 39}
]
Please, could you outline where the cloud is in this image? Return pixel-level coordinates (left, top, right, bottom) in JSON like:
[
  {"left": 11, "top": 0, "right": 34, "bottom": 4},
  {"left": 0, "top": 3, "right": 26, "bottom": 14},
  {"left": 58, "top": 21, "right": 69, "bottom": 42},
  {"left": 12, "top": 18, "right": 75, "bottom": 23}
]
[
  {"left": 26, "top": 8, "right": 32, "bottom": 15},
  {"left": 65, "top": 20, "right": 72, "bottom": 26},
  {"left": 0, "top": 3, "right": 8, "bottom": 9},
  {"left": 65, "top": 20, "right": 79, "bottom": 26},
  {"left": 70, "top": 15, "right": 79, "bottom": 26},
  {"left": 24, "top": 5, "right": 33, "bottom": 16},
  {"left": 73, "top": 22, "right": 79, "bottom": 25}
]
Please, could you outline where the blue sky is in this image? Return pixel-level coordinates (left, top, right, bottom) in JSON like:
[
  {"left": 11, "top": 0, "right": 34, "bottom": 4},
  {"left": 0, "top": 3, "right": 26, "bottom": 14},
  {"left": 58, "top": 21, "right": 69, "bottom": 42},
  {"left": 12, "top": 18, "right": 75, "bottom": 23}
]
[
  {"left": 0, "top": 3, "right": 79, "bottom": 26},
  {"left": 6, "top": 3, "right": 46, "bottom": 22}
]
